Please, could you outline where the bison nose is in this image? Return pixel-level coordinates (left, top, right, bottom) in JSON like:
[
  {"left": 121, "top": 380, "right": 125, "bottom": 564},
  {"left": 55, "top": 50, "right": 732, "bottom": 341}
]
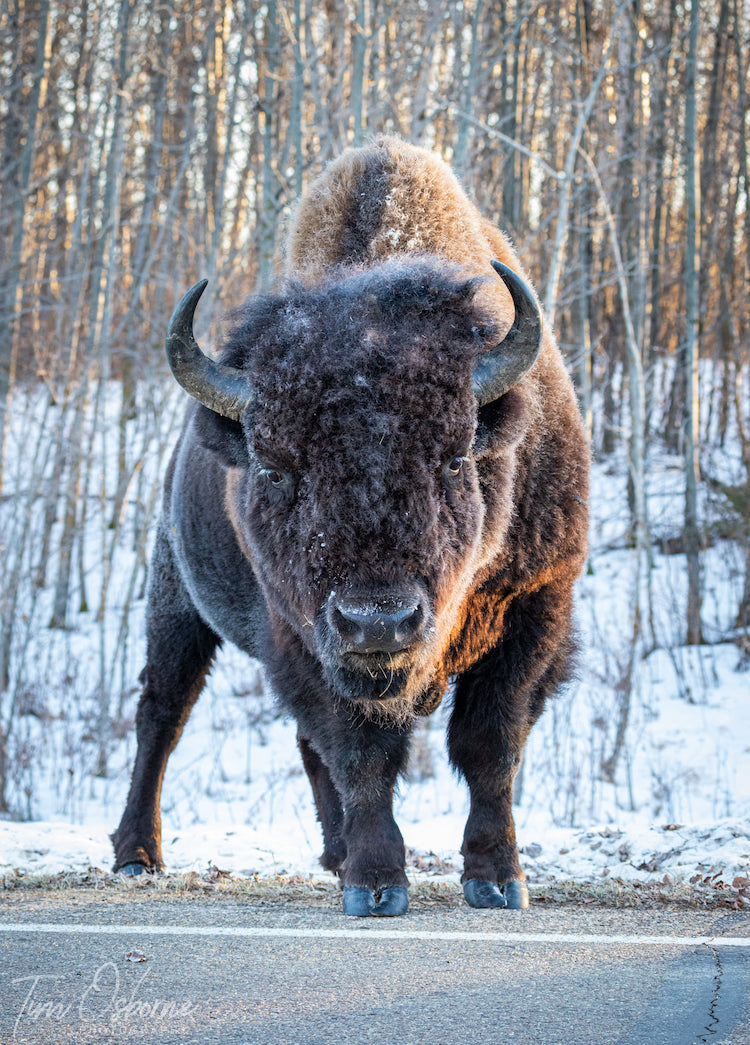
[{"left": 329, "top": 599, "right": 425, "bottom": 654}]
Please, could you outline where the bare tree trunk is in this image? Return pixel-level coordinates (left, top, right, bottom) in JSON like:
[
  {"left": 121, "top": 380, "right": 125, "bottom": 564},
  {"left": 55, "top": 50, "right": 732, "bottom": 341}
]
[
  {"left": 731, "top": 0, "right": 750, "bottom": 632},
  {"left": 286, "top": 0, "right": 305, "bottom": 200},
  {"left": 257, "top": 0, "right": 278, "bottom": 289},
  {"left": 574, "top": 194, "right": 594, "bottom": 442},
  {"left": 453, "top": 0, "right": 484, "bottom": 188},
  {"left": 645, "top": 6, "right": 675, "bottom": 438},
  {"left": 683, "top": 0, "right": 703, "bottom": 645},
  {"left": 351, "top": 0, "right": 367, "bottom": 145},
  {"left": 573, "top": 0, "right": 594, "bottom": 440},
  {"left": 409, "top": 4, "right": 446, "bottom": 142},
  {"left": 49, "top": 397, "right": 86, "bottom": 628},
  {"left": 579, "top": 149, "right": 650, "bottom": 778},
  {"left": 544, "top": 9, "right": 619, "bottom": 326},
  {"left": 0, "top": 0, "right": 50, "bottom": 493},
  {"left": 615, "top": 2, "right": 647, "bottom": 536}
]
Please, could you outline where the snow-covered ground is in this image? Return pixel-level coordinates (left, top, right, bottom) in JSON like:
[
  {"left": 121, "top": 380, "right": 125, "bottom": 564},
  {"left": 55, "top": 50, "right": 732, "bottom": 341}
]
[{"left": 0, "top": 384, "right": 748, "bottom": 894}]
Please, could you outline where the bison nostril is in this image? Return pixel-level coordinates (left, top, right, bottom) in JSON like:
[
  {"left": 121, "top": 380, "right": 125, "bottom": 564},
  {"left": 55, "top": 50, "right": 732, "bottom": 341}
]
[
  {"left": 330, "top": 599, "right": 425, "bottom": 654},
  {"left": 331, "top": 606, "right": 367, "bottom": 646},
  {"left": 394, "top": 603, "right": 423, "bottom": 645}
]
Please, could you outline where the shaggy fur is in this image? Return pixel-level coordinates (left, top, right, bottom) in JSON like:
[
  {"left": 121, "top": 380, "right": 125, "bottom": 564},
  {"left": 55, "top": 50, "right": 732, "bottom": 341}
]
[{"left": 112, "top": 137, "right": 589, "bottom": 907}]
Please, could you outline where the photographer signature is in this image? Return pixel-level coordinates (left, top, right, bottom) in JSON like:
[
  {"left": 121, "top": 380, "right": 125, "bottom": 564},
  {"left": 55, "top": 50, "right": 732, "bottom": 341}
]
[{"left": 13, "top": 962, "right": 195, "bottom": 1037}]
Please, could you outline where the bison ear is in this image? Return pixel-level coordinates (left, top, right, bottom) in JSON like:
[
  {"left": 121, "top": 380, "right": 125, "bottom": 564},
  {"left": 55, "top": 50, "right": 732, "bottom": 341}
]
[
  {"left": 445, "top": 277, "right": 482, "bottom": 307},
  {"left": 473, "top": 387, "right": 530, "bottom": 459},
  {"left": 193, "top": 404, "right": 250, "bottom": 468}
]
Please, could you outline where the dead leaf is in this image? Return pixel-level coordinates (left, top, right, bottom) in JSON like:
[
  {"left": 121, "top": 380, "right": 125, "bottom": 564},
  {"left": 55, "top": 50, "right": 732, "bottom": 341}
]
[{"left": 205, "top": 863, "right": 232, "bottom": 882}]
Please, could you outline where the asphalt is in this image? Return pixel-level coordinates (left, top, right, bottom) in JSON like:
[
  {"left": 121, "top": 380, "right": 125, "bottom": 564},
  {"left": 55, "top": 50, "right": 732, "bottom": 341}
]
[{"left": 1, "top": 892, "right": 749, "bottom": 1044}]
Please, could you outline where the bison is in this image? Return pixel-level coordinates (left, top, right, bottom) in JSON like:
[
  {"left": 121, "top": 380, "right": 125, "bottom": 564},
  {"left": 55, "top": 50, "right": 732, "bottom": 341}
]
[{"left": 112, "top": 136, "right": 589, "bottom": 916}]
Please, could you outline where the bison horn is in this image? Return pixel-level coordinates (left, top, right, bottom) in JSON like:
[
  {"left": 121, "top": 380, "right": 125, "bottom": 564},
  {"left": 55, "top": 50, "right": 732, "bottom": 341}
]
[
  {"left": 166, "top": 280, "right": 254, "bottom": 422},
  {"left": 472, "top": 260, "right": 542, "bottom": 407}
]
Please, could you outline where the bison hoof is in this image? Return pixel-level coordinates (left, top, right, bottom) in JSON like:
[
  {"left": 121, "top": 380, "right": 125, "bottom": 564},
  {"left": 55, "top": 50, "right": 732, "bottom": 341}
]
[
  {"left": 503, "top": 879, "right": 529, "bottom": 909},
  {"left": 117, "top": 862, "right": 150, "bottom": 877},
  {"left": 463, "top": 879, "right": 506, "bottom": 908},
  {"left": 463, "top": 878, "right": 529, "bottom": 909},
  {"left": 372, "top": 886, "right": 409, "bottom": 917},
  {"left": 342, "top": 886, "right": 376, "bottom": 917},
  {"left": 342, "top": 885, "right": 410, "bottom": 917}
]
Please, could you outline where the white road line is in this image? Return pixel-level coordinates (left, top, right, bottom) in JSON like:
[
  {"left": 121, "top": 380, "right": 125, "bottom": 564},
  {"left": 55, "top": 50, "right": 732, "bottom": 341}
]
[{"left": 1, "top": 923, "right": 749, "bottom": 946}]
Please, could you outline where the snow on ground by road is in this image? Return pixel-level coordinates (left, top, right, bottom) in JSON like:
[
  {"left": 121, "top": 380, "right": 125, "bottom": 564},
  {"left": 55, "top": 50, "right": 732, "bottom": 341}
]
[{"left": 2, "top": 806, "right": 749, "bottom": 892}]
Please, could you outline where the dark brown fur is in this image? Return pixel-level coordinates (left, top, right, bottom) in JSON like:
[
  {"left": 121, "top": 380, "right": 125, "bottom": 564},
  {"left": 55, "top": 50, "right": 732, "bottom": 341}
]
[{"left": 112, "top": 138, "right": 589, "bottom": 912}]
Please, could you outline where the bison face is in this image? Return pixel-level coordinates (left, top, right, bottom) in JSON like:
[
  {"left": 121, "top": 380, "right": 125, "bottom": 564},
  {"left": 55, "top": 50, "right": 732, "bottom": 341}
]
[
  {"left": 240, "top": 415, "right": 486, "bottom": 709},
  {"left": 172, "top": 259, "right": 541, "bottom": 712}
]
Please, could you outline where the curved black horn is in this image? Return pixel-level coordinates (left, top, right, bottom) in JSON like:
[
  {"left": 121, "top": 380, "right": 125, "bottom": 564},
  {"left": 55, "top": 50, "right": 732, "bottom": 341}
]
[
  {"left": 472, "top": 260, "right": 542, "bottom": 407},
  {"left": 166, "top": 280, "right": 254, "bottom": 421}
]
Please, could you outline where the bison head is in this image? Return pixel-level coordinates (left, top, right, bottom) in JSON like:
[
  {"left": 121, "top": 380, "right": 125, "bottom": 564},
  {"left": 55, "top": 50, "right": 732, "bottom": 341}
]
[{"left": 167, "top": 259, "right": 541, "bottom": 715}]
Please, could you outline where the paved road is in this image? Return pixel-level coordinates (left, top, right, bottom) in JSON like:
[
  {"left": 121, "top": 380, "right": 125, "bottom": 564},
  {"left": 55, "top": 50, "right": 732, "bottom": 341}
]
[{"left": 1, "top": 892, "right": 749, "bottom": 1044}]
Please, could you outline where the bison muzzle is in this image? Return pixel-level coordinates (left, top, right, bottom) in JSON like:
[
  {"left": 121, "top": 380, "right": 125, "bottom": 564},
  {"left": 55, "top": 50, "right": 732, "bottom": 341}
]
[{"left": 112, "top": 137, "right": 589, "bottom": 917}]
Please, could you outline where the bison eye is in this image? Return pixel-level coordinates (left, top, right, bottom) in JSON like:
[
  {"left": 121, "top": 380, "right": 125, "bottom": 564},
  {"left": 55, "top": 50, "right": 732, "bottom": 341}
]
[
  {"left": 442, "top": 455, "right": 468, "bottom": 503},
  {"left": 259, "top": 467, "right": 294, "bottom": 499}
]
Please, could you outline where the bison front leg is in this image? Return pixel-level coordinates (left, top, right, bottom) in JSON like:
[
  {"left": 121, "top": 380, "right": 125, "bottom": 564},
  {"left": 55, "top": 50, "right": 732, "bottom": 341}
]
[
  {"left": 339, "top": 782, "right": 410, "bottom": 917},
  {"left": 298, "top": 718, "right": 411, "bottom": 917},
  {"left": 112, "top": 531, "right": 219, "bottom": 874},
  {"left": 449, "top": 721, "right": 529, "bottom": 911},
  {"left": 449, "top": 585, "right": 577, "bottom": 910},
  {"left": 297, "top": 735, "right": 346, "bottom": 875}
]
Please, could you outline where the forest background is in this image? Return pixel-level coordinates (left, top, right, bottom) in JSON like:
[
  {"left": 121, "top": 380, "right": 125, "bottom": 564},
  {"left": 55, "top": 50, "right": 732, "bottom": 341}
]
[{"left": 0, "top": 0, "right": 748, "bottom": 870}]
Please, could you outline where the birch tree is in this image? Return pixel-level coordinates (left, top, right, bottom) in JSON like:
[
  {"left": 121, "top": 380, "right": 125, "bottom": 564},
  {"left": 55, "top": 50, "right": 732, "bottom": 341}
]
[{"left": 684, "top": 0, "right": 703, "bottom": 645}]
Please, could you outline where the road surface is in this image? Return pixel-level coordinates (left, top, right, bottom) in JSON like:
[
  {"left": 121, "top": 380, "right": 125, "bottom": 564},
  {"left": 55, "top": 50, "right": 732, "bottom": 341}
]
[{"left": 1, "top": 890, "right": 749, "bottom": 1044}]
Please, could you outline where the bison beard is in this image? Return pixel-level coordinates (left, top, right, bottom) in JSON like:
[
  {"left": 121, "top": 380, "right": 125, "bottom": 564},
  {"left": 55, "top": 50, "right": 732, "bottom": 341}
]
[{"left": 112, "top": 137, "right": 589, "bottom": 916}]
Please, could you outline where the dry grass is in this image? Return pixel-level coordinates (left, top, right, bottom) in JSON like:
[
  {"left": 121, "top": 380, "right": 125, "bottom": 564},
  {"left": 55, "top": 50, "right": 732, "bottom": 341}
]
[{"left": 1, "top": 865, "right": 748, "bottom": 910}]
